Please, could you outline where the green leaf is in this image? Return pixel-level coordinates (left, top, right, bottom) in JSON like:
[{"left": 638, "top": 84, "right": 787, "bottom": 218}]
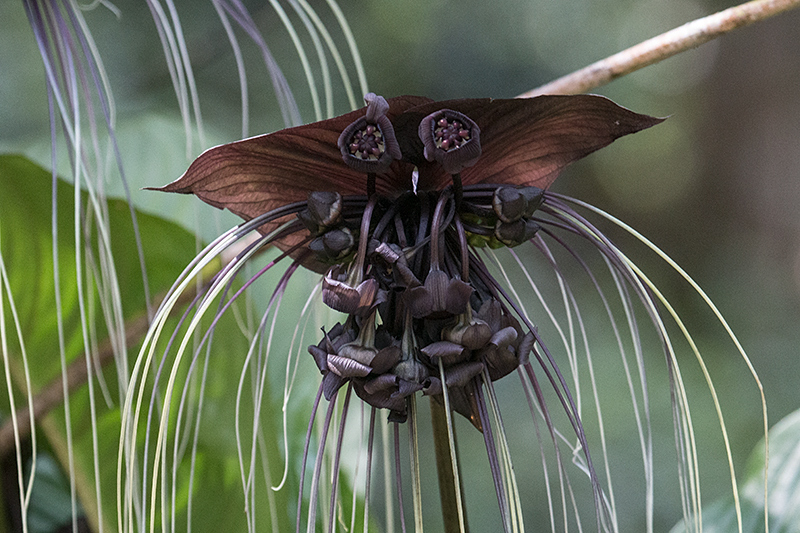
[
  {"left": 671, "top": 408, "right": 800, "bottom": 533},
  {"left": 23, "top": 453, "right": 80, "bottom": 533},
  {"left": 0, "top": 154, "right": 305, "bottom": 532}
]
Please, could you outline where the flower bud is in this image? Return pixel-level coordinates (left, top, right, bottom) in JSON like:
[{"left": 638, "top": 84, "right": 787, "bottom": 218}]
[
  {"left": 298, "top": 191, "right": 343, "bottom": 233},
  {"left": 494, "top": 218, "right": 540, "bottom": 247}
]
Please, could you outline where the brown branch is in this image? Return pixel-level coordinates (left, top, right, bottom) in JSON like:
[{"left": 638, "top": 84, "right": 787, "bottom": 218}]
[
  {"left": 0, "top": 287, "right": 198, "bottom": 458},
  {"left": 518, "top": 0, "right": 800, "bottom": 97},
  {"left": 0, "top": 319, "right": 149, "bottom": 459}
]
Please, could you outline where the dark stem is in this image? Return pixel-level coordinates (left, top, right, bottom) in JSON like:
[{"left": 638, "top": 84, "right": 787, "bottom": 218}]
[
  {"left": 363, "top": 407, "right": 376, "bottom": 532},
  {"left": 429, "top": 192, "right": 451, "bottom": 271},
  {"left": 452, "top": 173, "right": 463, "bottom": 209},
  {"left": 348, "top": 195, "right": 378, "bottom": 287},
  {"left": 306, "top": 391, "right": 338, "bottom": 531},
  {"left": 430, "top": 398, "right": 469, "bottom": 533},
  {"left": 367, "top": 172, "right": 376, "bottom": 197},
  {"left": 454, "top": 214, "right": 470, "bottom": 281},
  {"left": 394, "top": 422, "right": 408, "bottom": 533}
]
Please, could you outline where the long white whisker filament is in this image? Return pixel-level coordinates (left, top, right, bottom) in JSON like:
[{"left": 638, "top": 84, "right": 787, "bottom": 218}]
[
  {"left": 561, "top": 194, "right": 768, "bottom": 532},
  {"left": 438, "top": 359, "right": 467, "bottom": 533}
]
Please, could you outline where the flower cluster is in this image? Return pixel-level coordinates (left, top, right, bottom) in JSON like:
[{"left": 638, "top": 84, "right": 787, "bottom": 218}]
[
  {"left": 156, "top": 92, "right": 662, "bottom": 529},
  {"left": 160, "top": 92, "right": 659, "bottom": 426},
  {"left": 302, "top": 94, "right": 557, "bottom": 424}
]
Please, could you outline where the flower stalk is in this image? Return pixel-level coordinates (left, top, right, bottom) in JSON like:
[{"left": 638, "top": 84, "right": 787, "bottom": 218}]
[{"left": 431, "top": 361, "right": 469, "bottom": 533}]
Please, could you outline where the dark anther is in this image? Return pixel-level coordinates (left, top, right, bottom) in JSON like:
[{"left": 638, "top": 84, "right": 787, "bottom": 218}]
[
  {"left": 418, "top": 109, "right": 481, "bottom": 175},
  {"left": 338, "top": 93, "right": 402, "bottom": 176}
]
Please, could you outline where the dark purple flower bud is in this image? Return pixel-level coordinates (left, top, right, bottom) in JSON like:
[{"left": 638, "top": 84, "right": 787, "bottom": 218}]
[
  {"left": 492, "top": 187, "right": 527, "bottom": 223},
  {"left": 519, "top": 186, "right": 545, "bottom": 215},
  {"left": 442, "top": 305, "right": 493, "bottom": 350},
  {"left": 516, "top": 331, "right": 535, "bottom": 366},
  {"left": 322, "top": 266, "right": 383, "bottom": 316},
  {"left": 391, "top": 379, "right": 425, "bottom": 399},
  {"left": 327, "top": 353, "right": 372, "bottom": 378},
  {"left": 478, "top": 326, "right": 521, "bottom": 381},
  {"left": 338, "top": 93, "right": 402, "bottom": 174},
  {"left": 354, "top": 379, "right": 406, "bottom": 412},
  {"left": 442, "top": 362, "right": 485, "bottom": 388},
  {"left": 308, "top": 322, "right": 355, "bottom": 374},
  {"left": 298, "top": 191, "right": 343, "bottom": 232},
  {"left": 322, "top": 228, "right": 355, "bottom": 257},
  {"left": 370, "top": 345, "right": 402, "bottom": 374},
  {"left": 322, "top": 372, "right": 346, "bottom": 401},
  {"left": 393, "top": 358, "right": 430, "bottom": 383},
  {"left": 308, "top": 344, "right": 329, "bottom": 373},
  {"left": 363, "top": 373, "right": 399, "bottom": 395},
  {"left": 421, "top": 341, "right": 470, "bottom": 366},
  {"left": 308, "top": 227, "right": 355, "bottom": 262},
  {"left": 418, "top": 109, "right": 481, "bottom": 174},
  {"left": 405, "top": 270, "right": 473, "bottom": 319},
  {"left": 487, "top": 326, "right": 519, "bottom": 350},
  {"left": 475, "top": 299, "right": 504, "bottom": 331},
  {"left": 494, "top": 218, "right": 540, "bottom": 247},
  {"left": 492, "top": 186, "right": 545, "bottom": 224},
  {"left": 338, "top": 343, "right": 378, "bottom": 367}
]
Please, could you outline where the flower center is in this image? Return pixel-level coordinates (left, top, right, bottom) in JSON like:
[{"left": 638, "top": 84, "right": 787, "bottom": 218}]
[
  {"left": 434, "top": 115, "right": 472, "bottom": 151},
  {"left": 348, "top": 124, "right": 385, "bottom": 160}
]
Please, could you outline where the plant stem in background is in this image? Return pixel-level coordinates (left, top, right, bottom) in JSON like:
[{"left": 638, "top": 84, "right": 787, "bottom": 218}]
[
  {"left": 431, "top": 399, "right": 469, "bottom": 533},
  {"left": 518, "top": 0, "right": 800, "bottom": 97},
  {"left": 0, "top": 286, "right": 200, "bottom": 458}
]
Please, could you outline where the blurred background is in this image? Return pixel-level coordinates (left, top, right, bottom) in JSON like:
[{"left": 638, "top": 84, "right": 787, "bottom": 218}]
[{"left": 1, "top": 0, "right": 799, "bottom": 531}]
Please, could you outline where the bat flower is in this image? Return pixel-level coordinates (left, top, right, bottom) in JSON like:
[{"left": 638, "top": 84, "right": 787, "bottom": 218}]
[{"left": 148, "top": 93, "right": 720, "bottom": 532}]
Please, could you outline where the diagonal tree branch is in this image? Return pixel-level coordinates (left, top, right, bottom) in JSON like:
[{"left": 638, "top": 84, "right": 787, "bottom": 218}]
[
  {"left": 519, "top": 0, "right": 800, "bottom": 97},
  {"left": 0, "top": 286, "right": 198, "bottom": 458},
  {"left": 0, "top": 321, "right": 150, "bottom": 459}
]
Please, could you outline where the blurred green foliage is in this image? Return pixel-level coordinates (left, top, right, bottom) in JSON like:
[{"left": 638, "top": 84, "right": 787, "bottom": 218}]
[{"left": 1, "top": 0, "right": 799, "bottom": 531}]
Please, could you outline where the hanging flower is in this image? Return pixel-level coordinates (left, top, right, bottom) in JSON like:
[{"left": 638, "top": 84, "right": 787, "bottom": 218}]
[{"left": 147, "top": 92, "right": 692, "bottom": 531}]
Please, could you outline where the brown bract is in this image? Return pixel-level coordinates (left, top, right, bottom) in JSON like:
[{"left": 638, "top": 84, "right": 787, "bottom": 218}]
[{"left": 153, "top": 94, "right": 662, "bottom": 254}]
